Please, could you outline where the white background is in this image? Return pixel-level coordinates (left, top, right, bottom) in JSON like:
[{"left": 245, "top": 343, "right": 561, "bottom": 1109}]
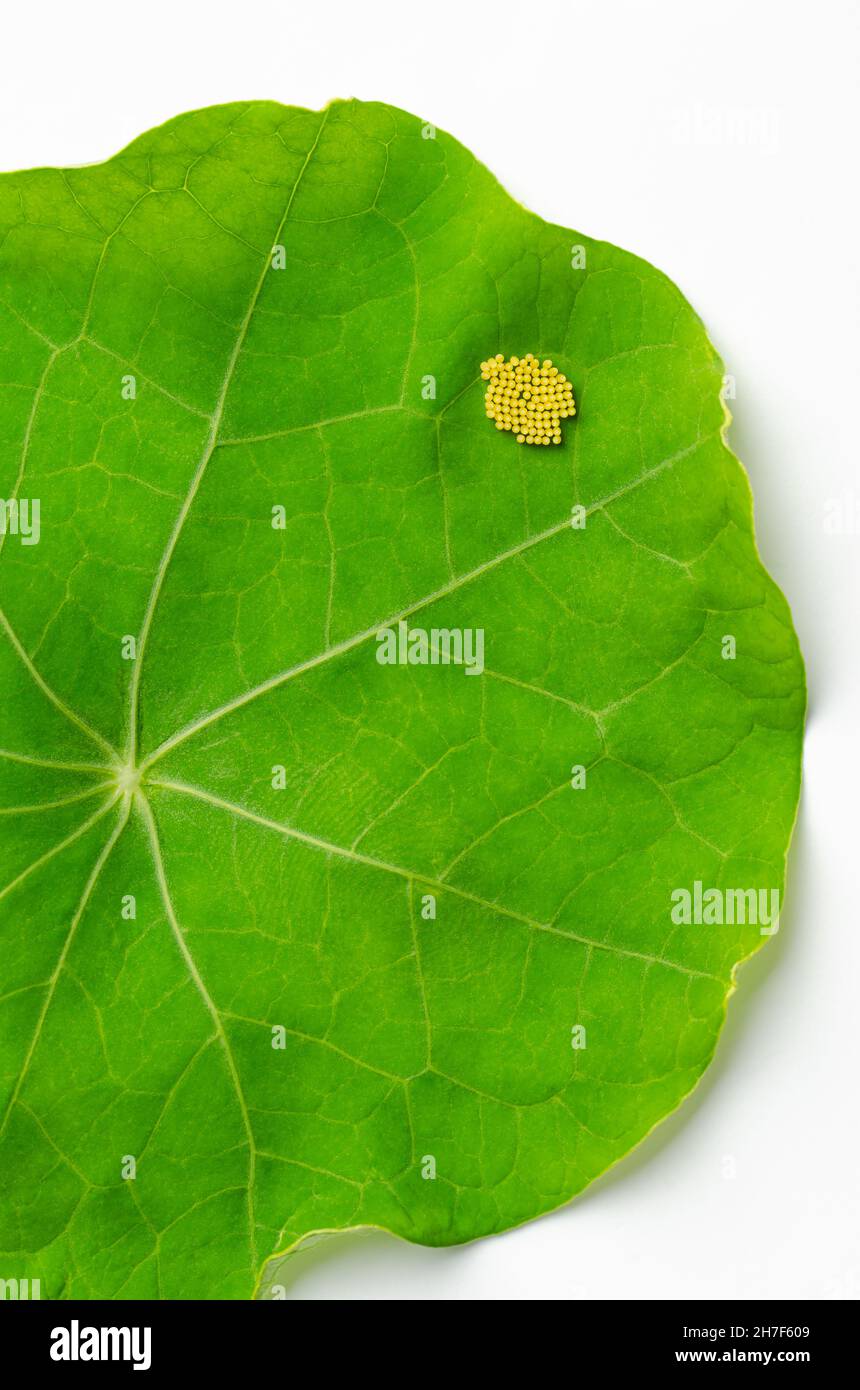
[{"left": 2, "top": 0, "right": 857, "bottom": 1301}]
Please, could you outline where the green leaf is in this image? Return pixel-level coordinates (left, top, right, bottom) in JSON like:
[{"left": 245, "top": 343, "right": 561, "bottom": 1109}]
[{"left": 0, "top": 99, "right": 804, "bottom": 1301}]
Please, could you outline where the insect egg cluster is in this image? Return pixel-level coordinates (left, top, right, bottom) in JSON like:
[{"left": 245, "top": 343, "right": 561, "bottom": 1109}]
[{"left": 480, "top": 353, "right": 576, "bottom": 445}]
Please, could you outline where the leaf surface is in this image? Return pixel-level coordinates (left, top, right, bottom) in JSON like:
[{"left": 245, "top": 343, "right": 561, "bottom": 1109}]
[{"left": 0, "top": 100, "right": 805, "bottom": 1299}]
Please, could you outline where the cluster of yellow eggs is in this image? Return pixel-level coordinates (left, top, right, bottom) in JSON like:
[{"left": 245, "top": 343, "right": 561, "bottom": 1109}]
[{"left": 480, "top": 353, "right": 576, "bottom": 445}]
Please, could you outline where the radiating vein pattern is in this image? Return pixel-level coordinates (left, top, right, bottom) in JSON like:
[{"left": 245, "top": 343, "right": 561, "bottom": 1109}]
[{"left": 0, "top": 100, "right": 804, "bottom": 1300}]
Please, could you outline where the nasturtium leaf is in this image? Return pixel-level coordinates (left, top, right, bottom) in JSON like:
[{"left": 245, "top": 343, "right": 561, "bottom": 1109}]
[{"left": 0, "top": 99, "right": 804, "bottom": 1301}]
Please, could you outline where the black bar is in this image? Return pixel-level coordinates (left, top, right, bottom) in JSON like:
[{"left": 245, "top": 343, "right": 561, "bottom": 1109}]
[{"left": 4, "top": 1298, "right": 851, "bottom": 1373}]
